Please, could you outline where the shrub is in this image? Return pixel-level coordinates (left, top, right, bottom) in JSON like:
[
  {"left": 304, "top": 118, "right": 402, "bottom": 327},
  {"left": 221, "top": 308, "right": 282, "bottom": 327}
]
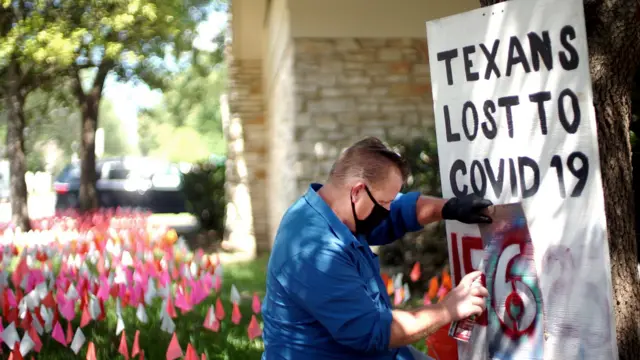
[{"left": 182, "top": 160, "right": 226, "bottom": 237}]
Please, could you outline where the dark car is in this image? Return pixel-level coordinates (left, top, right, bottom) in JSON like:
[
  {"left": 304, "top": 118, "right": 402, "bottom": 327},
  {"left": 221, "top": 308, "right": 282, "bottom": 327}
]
[{"left": 53, "top": 157, "right": 187, "bottom": 213}]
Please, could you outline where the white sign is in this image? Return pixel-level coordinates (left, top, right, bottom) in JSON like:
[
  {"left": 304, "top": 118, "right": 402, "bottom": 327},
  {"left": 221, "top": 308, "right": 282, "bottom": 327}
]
[{"left": 425, "top": 0, "right": 617, "bottom": 359}]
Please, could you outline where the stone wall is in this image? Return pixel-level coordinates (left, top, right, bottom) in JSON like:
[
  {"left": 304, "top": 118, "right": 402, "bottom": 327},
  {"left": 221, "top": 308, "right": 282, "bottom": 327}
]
[
  {"left": 292, "top": 38, "right": 435, "bottom": 193},
  {"left": 225, "top": 37, "right": 438, "bottom": 248},
  {"left": 225, "top": 59, "right": 268, "bottom": 254}
]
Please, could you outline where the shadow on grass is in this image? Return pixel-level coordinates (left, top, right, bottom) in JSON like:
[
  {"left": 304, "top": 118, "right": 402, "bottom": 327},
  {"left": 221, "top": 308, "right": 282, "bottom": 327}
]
[{"left": 35, "top": 256, "right": 270, "bottom": 360}]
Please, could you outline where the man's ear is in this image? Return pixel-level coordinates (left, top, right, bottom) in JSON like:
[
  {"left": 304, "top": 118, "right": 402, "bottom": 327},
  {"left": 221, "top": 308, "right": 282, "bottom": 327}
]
[{"left": 350, "top": 182, "right": 365, "bottom": 202}]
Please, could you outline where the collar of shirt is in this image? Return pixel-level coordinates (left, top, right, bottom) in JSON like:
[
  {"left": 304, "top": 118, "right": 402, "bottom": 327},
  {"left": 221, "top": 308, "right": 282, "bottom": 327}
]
[{"left": 303, "top": 183, "right": 367, "bottom": 250}]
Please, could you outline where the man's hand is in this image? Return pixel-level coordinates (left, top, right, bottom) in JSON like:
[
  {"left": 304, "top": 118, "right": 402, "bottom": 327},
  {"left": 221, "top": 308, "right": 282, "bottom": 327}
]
[
  {"left": 441, "top": 194, "right": 493, "bottom": 224},
  {"left": 439, "top": 271, "right": 488, "bottom": 322}
]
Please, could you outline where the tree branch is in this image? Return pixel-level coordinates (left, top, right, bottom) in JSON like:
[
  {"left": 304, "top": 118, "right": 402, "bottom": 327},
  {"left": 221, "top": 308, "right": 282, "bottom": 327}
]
[
  {"left": 91, "top": 60, "right": 114, "bottom": 98},
  {"left": 72, "top": 67, "right": 86, "bottom": 103}
]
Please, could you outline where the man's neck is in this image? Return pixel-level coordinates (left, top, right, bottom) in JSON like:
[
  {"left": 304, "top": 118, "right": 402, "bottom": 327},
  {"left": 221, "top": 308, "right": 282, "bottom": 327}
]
[{"left": 317, "top": 183, "right": 355, "bottom": 232}]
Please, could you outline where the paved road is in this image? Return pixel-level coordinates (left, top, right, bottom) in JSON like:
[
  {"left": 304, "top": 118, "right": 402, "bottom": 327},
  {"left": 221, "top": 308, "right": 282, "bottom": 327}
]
[{"left": 0, "top": 193, "right": 200, "bottom": 234}]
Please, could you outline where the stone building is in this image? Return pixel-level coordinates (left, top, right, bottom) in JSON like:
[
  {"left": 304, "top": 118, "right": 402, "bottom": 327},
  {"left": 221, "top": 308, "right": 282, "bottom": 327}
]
[{"left": 224, "top": 0, "right": 479, "bottom": 256}]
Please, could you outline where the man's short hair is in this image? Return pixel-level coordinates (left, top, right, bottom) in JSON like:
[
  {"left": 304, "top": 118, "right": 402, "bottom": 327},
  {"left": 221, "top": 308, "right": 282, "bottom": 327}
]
[{"left": 328, "top": 137, "right": 409, "bottom": 187}]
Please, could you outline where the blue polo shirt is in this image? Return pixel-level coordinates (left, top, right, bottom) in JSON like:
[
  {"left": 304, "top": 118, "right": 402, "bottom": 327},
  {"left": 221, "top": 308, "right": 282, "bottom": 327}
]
[{"left": 261, "top": 183, "right": 424, "bottom": 359}]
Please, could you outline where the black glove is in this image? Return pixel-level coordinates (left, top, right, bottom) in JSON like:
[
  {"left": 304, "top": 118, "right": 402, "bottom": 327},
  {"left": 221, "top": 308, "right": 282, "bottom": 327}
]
[{"left": 442, "top": 194, "right": 493, "bottom": 224}]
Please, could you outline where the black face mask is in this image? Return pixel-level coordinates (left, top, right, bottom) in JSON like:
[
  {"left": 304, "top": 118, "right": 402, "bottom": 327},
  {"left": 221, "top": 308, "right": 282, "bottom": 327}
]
[{"left": 351, "top": 186, "right": 390, "bottom": 236}]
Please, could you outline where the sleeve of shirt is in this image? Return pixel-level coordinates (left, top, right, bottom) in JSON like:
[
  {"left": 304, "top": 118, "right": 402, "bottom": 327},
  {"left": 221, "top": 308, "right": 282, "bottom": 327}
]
[
  {"left": 367, "top": 191, "right": 423, "bottom": 246},
  {"left": 276, "top": 246, "right": 394, "bottom": 353}
]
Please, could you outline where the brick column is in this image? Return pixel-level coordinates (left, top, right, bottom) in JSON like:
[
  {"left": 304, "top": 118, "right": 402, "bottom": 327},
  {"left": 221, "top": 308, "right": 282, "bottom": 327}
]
[{"left": 224, "top": 59, "right": 269, "bottom": 255}]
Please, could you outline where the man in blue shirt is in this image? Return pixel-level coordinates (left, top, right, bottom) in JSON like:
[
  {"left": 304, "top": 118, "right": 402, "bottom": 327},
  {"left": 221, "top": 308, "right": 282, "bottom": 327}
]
[{"left": 262, "top": 137, "right": 491, "bottom": 359}]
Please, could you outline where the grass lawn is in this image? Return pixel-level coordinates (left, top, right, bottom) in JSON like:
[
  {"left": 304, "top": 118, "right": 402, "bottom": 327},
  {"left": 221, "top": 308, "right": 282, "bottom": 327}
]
[{"left": 38, "top": 255, "right": 269, "bottom": 359}]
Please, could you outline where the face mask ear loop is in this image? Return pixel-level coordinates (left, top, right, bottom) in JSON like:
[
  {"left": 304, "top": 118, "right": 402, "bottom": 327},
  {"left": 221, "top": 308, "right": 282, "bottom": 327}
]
[
  {"left": 350, "top": 187, "right": 360, "bottom": 234},
  {"left": 364, "top": 186, "right": 381, "bottom": 207}
]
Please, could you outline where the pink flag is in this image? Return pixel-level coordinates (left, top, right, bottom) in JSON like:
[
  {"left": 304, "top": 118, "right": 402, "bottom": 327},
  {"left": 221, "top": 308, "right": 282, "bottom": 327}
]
[
  {"left": 174, "top": 288, "right": 192, "bottom": 313},
  {"left": 97, "top": 277, "right": 110, "bottom": 301},
  {"left": 252, "top": 293, "right": 261, "bottom": 314},
  {"left": 248, "top": 315, "right": 262, "bottom": 340},
  {"left": 59, "top": 299, "right": 75, "bottom": 321},
  {"left": 51, "top": 322, "right": 66, "bottom": 346}
]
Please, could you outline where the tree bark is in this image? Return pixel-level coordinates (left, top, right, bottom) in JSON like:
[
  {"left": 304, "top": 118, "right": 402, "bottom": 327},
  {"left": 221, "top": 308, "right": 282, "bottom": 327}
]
[
  {"left": 478, "top": 0, "right": 640, "bottom": 357},
  {"left": 73, "top": 63, "right": 111, "bottom": 212},
  {"left": 4, "top": 60, "right": 30, "bottom": 231},
  {"left": 586, "top": 1, "right": 640, "bottom": 356}
]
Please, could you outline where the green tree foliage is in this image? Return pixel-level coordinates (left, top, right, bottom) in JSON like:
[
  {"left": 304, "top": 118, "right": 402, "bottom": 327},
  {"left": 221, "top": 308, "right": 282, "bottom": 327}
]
[
  {"left": 139, "top": 51, "right": 227, "bottom": 163},
  {"left": 21, "top": 91, "right": 130, "bottom": 173},
  {"left": 0, "top": 1, "right": 66, "bottom": 229},
  {"left": 11, "top": 0, "right": 213, "bottom": 211}
]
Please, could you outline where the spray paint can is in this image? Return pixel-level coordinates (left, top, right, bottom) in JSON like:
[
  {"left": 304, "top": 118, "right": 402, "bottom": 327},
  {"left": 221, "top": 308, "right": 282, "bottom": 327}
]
[{"left": 448, "top": 259, "right": 485, "bottom": 342}]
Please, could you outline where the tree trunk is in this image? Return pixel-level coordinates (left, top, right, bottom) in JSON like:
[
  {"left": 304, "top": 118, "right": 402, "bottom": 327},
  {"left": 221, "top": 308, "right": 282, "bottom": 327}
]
[
  {"left": 587, "top": 1, "right": 640, "bottom": 355},
  {"left": 78, "top": 93, "right": 99, "bottom": 211},
  {"left": 478, "top": 0, "right": 640, "bottom": 357},
  {"left": 73, "top": 64, "right": 111, "bottom": 212},
  {"left": 4, "top": 60, "right": 30, "bottom": 231},
  {"left": 631, "top": 120, "right": 640, "bottom": 262}
]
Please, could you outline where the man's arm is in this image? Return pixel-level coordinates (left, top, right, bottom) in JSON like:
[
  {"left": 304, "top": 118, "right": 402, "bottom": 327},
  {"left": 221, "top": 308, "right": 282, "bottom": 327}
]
[
  {"left": 389, "top": 270, "right": 488, "bottom": 347},
  {"left": 368, "top": 193, "right": 492, "bottom": 246},
  {"left": 415, "top": 196, "right": 447, "bottom": 226},
  {"left": 277, "top": 245, "right": 456, "bottom": 352},
  {"left": 368, "top": 192, "right": 423, "bottom": 246},
  {"left": 389, "top": 304, "right": 451, "bottom": 348}
]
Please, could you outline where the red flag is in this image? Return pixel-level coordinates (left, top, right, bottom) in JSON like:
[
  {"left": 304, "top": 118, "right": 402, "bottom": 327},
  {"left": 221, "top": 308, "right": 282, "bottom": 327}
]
[
  {"left": 231, "top": 302, "right": 242, "bottom": 325},
  {"left": 410, "top": 261, "right": 421, "bottom": 282},
  {"left": 166, "top": 297, "right": 177, "bottom": 319},
  {"left": 80, "top": 305, "right": 91, "bottom": 328},
  {"left": 65, "top": 321, "right": 73, "bottom": 345},
  {"left": 86, "top": 342, "right": 97, "bottom": 360},
  {"left": 427, "top": 276, "right": 439, "bottom": 301},
  {"left": 42, "top": 292, "right": 55, "bottom": 309},
  {"left": 28, "top": 327, "right": 42, "bottom": 353},
  {"left": 185, "top": 343, "right": 198, "bottom": 360},
  {"left": 131, "top": 330, "right": 140, "bottom": 357},
  {"left": 118, "top": 331, "right": 129, "bottom": 360},
  {"left": 215, "top": 298, "right": 225, "bottom": 321},
  {"left": 166, "top": 333, "right": 183, "bottom": 360},
  {"left": 10, "top": 344, "right": 23, "bottom": 360},
  {"left": 19, "top": 311, "right": 32, "bottom": 331},
  {"left": 441, "top": 269, "right": 452, "bottom": 290},
  {"left": 98, "top": 299, "right": 106, "bottom": 321}
]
